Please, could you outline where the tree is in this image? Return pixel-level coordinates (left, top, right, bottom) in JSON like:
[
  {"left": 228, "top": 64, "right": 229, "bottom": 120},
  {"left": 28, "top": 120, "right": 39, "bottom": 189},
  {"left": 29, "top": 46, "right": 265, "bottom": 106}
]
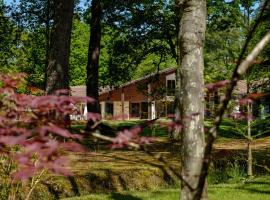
[
  {"left": 46, "top": 0, "right": 74, "bottom": 94},
  {"left": 16, "top": 0, "right": 54, "bottom": 88},
  {"left": 69, "top": 18, "right": 89, "bottom": 86},
  {"left": 196, "top": 1, "right": 270, "bottom": 199},
  {"left": 86, "top": 0, "right": 102, "bottom": 119},
  {"left": 239, "top": 0, "right": 266, "bottom": 177},
  {"left": 17, "top": 30, "right": 47, "bottom": 88},
  {"left": 0, "top": 1, "right": 18, "bottom": 71},
  {"left": 84, "top": 0, "right": 178, "bottom": 86},
  {"left": 204, "top": 0, "right": 244, "bottom": 83},
  {"left": 177, "top": 0, "right": 207, "bottom": 200}
]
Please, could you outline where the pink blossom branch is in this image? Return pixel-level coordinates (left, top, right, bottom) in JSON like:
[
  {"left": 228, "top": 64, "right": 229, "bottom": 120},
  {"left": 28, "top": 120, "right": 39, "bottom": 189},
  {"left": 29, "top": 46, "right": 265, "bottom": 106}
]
[{"left": 92, "top": 131, "right": 140, "bottom": 149}]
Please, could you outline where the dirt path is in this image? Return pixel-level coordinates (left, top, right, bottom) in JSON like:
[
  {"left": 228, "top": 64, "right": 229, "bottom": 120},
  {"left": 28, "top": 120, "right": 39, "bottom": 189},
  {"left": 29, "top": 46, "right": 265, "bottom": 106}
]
[{"left": 214, "top": 137, "right": 270, "bottom": 150}]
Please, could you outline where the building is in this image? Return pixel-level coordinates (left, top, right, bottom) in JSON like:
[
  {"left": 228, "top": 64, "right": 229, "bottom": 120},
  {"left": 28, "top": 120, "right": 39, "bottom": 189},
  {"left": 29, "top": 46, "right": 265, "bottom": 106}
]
[
  {"left": 70, "top": 67, "right": 251, "bottom": 120},
  {"left": 99, "top": 67, "right": 176, "bottom": 120}
]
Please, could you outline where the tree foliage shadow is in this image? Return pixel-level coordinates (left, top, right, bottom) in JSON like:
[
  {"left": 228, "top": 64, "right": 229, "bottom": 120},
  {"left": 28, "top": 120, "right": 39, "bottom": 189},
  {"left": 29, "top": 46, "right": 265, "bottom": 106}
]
[
  {"left": 110, "top": 192, "right": 142, "bottom": 200},
  {"left": 68, "top": 176, "right": 80, "bottom": 196},
  {"left": 42, "top": 181, "right": 60, "bottom": 200}
]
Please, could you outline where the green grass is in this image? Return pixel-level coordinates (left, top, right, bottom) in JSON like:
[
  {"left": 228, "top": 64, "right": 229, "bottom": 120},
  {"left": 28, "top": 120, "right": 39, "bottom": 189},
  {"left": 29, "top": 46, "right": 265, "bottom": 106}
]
[
  {"left": 64, "top": 177, "right": 270, "bottom": 200},
  {"left": 89, "top": 119, "right": 169, "bottom": 137},
  {"left": 72, "top": 118, "right": 248, "bottom": 139},
  {"left": 65, "top": 119, "right": 270, "bottom": 200}
]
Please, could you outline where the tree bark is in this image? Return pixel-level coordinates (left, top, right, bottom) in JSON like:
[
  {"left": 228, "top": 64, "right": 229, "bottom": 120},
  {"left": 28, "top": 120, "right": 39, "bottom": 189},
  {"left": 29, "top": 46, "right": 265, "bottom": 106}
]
[
  {"left": 86, "top": 0, "right": 102, "bottom": 117},
  {"left": 44, "top": 0, "right": 52, "bottom": 90},
  {"left": 46, "top": 0, "right": 74, "bottom": 94},
  {"left": 178, "top": 1, "right": 207, "bottom": 200},
  {"left": 247, "top": 93, "right": 253, "bottom": 177}
]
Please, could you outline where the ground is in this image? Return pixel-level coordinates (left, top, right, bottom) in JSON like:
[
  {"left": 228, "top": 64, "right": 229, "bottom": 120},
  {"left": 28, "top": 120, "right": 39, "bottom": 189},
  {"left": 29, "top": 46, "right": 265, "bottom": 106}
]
[
  {"left": 28, "top": 119, "right": 270, "bottom": 199},
  {"left": 64, "top": 177, "right": 270, "bottom": 200}
]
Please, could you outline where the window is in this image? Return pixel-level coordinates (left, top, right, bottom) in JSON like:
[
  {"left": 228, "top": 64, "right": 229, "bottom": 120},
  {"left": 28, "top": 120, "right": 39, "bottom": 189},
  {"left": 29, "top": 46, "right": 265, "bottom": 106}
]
[
  {"left": 141, "top": 102, "right": 148, "bottom": 119},
  {"left": 105, "top": 102, "right": 113, "bottom": 116},
  {"left": 130, "top": 103, "right": 140, "bottom": 118},
  {"left": 167, "top": 80, "right": 175, "bottom": 96}
]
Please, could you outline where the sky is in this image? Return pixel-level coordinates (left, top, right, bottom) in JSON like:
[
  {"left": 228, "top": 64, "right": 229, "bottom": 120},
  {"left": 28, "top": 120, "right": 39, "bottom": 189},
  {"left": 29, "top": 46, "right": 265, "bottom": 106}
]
[
  {"left": 4, "top": 0, "right": 88, "bottom": 8},
  {"left": 5, "top": 0, "right": 20, "bottom": 4}
]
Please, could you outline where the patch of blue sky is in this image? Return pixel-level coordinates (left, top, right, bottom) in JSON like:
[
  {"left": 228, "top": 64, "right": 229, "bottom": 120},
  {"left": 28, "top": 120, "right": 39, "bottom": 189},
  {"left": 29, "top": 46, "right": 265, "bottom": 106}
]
[{"left": 5, "top": 0, "right": 88, "bottom": 9}]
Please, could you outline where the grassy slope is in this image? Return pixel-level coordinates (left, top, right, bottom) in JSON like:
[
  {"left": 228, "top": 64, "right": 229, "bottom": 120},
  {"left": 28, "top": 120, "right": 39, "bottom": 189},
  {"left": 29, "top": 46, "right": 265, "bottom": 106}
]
[
  {"left": 64, "top": 177, "right": 270, "bottom": 200},
  {"left": 62, "top": 119, "right": 270, "bottom": 200}
]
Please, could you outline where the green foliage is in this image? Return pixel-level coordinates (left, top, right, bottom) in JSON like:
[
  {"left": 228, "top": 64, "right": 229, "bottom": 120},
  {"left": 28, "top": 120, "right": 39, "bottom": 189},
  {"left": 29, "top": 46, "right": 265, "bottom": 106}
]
[
  {"left": 92, "top": 0, "right": 178, "bottom": 86},
  {"left": 1, "top": 0, "right": 269, "bottom": 89},
  {"left": 205, "top": 0, "right": 244, "bottom": 83},
  {"left": 69, "top": 18, "right": 89, "bottom": 86},
  {"left": 221, "top": 117, "right": 270, "bottom": 139},
  {"left": 0, "top": 3, "right": 19, "bottom": 72},
  {"left": 209, "top": 159, "right": 246, "bottom": 184},
  {"left": 16, "top": 31, "right": 46, "bottom": 88},
  {"left": 69, "top": 19, "right": 115, "bottom": 87}
]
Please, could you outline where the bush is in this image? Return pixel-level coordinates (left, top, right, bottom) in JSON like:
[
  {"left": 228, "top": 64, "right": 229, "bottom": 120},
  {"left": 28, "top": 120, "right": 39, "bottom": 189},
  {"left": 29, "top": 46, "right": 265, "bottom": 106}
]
[
  {"left": 0, "top": 74, "right": 96, "bottom": 178},
  {"left": 209, "top": 157, "right": 246, "bottom": 184}
]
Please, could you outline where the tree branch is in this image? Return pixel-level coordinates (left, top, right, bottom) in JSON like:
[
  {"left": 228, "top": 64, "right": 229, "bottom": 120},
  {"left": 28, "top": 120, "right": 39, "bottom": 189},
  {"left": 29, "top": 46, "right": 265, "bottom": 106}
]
[
  {"left": 92, "top": 131, "right": 140, "bottom": 149},
  {"left": 237, "top": 31, "right": 270, "bottom": 75}
]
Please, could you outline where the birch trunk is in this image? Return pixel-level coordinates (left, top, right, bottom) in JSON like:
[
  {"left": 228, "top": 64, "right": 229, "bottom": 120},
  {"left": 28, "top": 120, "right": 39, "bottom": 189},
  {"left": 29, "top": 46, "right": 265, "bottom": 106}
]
[{"left": 178, "top": 1, "right": 207, "bottom": 199}]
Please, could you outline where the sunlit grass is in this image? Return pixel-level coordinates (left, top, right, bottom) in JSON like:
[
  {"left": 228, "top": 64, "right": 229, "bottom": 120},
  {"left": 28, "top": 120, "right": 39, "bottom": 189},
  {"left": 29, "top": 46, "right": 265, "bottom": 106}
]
[{"left": 64, "top": 176, "right": 270, "bottom": 200}]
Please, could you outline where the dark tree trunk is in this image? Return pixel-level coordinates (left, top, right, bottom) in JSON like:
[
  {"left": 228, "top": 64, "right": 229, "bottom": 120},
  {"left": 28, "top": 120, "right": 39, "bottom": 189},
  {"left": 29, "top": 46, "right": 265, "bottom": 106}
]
[
  {"left": 178, "top": 0, "right": 207, "bottom": 200},
  {"left": 44, "top": 0, "right": 52, "bottom": 90},
  {"left": 46, "top": 0, "right": 74, "bottom": 94},
  {"left": 86, "top": 0, "right": 102, "bottom": 119}
]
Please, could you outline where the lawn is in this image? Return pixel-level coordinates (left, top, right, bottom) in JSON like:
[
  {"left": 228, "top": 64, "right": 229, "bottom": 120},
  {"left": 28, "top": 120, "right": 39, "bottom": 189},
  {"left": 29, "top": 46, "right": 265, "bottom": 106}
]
[
  {"left": 53, "top": 119, "right": 270, "bottom": 200},
  {"left": 64, "top": 177, "right": 270, "bottom": 200}
]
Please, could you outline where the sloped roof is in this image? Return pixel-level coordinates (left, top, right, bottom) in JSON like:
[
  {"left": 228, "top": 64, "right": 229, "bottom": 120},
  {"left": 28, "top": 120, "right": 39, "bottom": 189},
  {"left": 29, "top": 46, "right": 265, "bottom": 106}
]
[
  {"left": 98, "top": 67, "right": 177, "bottom": 95},
  {"left": 70, "top": 67, "right": 248, "bottom": 97},
  {"left": 71, "top": 67, "right": 176, "bottom": 96}
]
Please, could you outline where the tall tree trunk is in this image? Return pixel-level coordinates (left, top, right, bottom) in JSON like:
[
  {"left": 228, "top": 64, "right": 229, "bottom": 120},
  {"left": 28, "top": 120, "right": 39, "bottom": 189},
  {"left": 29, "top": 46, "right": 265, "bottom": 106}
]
[
  {"left": 86, "top": 0, "right": 102, "bottom": 120},
  {"left": 247, "top": 103, "right": 253, "bottom": 177},
  {"left": 44, "top": 0, "right": 52, "bottom": 90},
  {"left": 247, "top": 84, "right": 253, "bottom": 177},
  {"left": 244, "top": 3, "right": 253, "bottom": 178},
  {"left": 46, "top": 0, "right": 74, "bottom": 94},
  {"left": 178, "top": 1, "right": 207, "bottom": 200}
]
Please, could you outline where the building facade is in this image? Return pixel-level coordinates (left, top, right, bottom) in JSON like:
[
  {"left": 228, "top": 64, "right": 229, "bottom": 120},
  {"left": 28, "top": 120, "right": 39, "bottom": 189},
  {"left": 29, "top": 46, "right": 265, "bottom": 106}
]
[
  {"left": 70, "top": 67, "right": 262, "bottom": 120},
  {"left": 98, "top": 68, "right": 176, "bottom": 120}
]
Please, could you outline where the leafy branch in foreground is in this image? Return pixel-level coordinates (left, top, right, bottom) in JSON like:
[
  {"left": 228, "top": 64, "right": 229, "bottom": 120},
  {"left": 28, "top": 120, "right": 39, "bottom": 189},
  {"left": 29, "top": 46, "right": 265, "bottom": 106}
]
[{"left": 0, "top": 73, "right": 92, "bottom": 180}]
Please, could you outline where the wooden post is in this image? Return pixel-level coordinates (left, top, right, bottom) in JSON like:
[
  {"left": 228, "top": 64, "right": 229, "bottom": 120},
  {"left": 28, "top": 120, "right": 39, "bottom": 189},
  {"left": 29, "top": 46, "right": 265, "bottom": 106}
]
[
  {"left": 148, "top": 84, "right": 151, "bottom": 119},
  {"left": 121, "top": 87, "right": 125, "bottom": 120}
]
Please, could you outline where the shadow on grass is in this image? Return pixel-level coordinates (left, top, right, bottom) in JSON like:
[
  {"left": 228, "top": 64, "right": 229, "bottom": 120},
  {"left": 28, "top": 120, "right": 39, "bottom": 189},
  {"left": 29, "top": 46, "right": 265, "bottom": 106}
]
[
  {"left": 242, "top": 188, "right": 270, "bottom": 195},
  {"left": 68, "top": 176, "right": 80, "bottom": 196},
  {"left": 211, "top": 179, "right": 270, "bottom": 195},
  {"left": 110, "top": 193, "right": 142, "bottom": 200}
]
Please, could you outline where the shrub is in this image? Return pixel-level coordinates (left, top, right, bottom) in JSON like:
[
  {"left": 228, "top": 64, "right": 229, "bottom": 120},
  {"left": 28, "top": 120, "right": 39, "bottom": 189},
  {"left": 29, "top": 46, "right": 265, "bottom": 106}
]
[{"left": 0, "top": 73, "right": 95, "bottom": 180}]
